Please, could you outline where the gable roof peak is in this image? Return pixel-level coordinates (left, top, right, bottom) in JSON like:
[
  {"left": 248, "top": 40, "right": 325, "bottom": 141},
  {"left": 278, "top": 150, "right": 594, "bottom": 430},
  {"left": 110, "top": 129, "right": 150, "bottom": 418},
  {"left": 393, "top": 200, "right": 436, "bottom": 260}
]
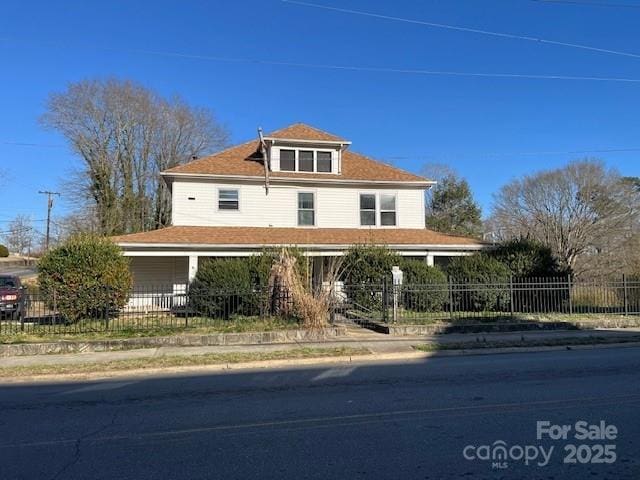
[{"left": 264, "top": 123, "right": 348, "bottom": 143}]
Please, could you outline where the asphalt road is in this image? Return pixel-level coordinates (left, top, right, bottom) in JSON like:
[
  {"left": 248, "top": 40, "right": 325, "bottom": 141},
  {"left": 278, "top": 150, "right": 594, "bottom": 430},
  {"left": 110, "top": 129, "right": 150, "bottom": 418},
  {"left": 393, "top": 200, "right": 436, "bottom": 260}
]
[{"left": 1, "top": 347, "right": 639, "bottom": 480}]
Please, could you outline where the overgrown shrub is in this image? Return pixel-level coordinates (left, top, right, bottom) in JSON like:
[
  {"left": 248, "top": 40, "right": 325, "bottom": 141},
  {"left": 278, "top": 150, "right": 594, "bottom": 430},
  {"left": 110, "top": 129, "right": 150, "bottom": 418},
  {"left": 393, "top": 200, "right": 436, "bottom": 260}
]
[
  {"left": 342, "top": 245, "right": 401, "bottom": 311},
  {"left": 489, "top": 238, "right": 568, "bottom": 277},
  {"left": 189, "top": 258, "right": 256, "bottom": 318},
  {"left": 38, "top": 234, "right": 132, "bottom": 322},
  {"left": 446, "top": 254, "right": 511, "bottom": 312},
  {"left": 189, "top": 250, "right": 312, "bottom": 319},
  {"left": 0, "top": 244, "right": 8, "bottom": 257},
  {"left": 399, "top": 260, "right": 447, "bottom": 312}
]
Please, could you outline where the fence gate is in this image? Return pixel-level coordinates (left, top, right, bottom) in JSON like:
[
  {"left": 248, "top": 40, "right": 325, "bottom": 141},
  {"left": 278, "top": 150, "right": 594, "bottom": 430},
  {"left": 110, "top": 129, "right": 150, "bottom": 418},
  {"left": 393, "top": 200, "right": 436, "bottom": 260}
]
[{"left": 333, "top": 282, "right": 389, "bottom": 326}]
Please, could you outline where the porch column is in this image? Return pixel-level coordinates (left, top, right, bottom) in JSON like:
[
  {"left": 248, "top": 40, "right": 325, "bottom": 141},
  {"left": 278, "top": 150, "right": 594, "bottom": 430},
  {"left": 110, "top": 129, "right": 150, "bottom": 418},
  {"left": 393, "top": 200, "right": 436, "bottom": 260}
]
[
  {"left": 188, "top": 255, "right": 199, "bottom": 283},
  {"left": 426, "top": 254, "right": 434, "bottom": 267}
]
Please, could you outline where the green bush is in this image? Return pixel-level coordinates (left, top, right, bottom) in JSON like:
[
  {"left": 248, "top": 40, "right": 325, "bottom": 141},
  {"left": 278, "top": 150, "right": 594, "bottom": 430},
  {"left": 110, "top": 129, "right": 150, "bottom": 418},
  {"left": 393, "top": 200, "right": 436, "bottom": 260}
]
[
  {"left": 38, "top": 234, "right": 132, "bottom": 322},
  {"left": 188, "top": 250, "right": 311, "bottom": 319},
  {"left": 399, "top": 260, "right": 447, "bottom": 312},
  {"left": 189, "top": 258, "right": 257, "bottom": 318},
  {"left": 0, "top": 244, "right": 8, "bottom": 257},
  {"left": 446, "top": 254, "right": 511, "bottom": 311},
  {"left": 489, "top": 238, "right": 568, "bottom": 277},
  {"left": 342, "top": 245, "right": 401, "bottom": 311}
]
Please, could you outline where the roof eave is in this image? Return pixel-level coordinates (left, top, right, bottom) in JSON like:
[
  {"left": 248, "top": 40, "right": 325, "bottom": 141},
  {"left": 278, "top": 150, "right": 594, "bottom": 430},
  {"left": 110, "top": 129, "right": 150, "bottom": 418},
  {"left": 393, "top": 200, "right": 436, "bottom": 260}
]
[
  {"left": 160, "top": 172, "right": 433, "bottom": 187},
  {"left": 117, "top": 242, "right": 485, "bottom": 250},
  {"left": 264, "top": 137, "right": 351, "bottom": 146}
]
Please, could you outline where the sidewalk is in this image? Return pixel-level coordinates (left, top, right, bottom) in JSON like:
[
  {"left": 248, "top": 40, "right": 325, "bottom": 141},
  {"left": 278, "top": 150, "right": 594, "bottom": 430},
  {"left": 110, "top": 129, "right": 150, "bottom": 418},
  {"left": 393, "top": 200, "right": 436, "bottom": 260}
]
[{"left": 2, "top": 326, "right": 640, "bottom": 369}]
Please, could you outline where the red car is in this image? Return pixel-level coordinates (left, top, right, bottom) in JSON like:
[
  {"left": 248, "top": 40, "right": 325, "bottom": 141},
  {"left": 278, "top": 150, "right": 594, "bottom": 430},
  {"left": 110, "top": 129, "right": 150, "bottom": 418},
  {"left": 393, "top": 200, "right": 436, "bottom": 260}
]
[{"left": 0, "top": 275, "right": 26, "bottom": 320}]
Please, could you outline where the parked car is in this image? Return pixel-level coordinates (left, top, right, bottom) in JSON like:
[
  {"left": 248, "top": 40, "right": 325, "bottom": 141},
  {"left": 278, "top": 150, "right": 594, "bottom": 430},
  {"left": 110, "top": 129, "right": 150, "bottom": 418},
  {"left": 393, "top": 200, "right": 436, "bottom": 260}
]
[{"left": 0, "top": 275, "right": 26, "bottom": 320}]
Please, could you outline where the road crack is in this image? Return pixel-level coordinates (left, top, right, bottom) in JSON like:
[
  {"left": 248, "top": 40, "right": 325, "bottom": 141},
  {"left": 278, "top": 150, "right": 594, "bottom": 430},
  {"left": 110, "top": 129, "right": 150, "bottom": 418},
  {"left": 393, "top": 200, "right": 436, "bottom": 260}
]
[{"left": 48, "top": 410, "right": 119, "bottom": 480}]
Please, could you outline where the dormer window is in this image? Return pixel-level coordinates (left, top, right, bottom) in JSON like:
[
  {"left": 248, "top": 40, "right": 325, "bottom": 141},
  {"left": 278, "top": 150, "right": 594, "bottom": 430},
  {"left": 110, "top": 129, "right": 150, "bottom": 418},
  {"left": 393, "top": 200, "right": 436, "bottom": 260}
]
[
  {"left": 317, "top": 151, "right": 332, "bottom": 172},
  {"left": 273, "top": 147, "right": 335, "bottom": 174},
  {"left": 299, "top": 150, "right": 314, "bottom": 172},
  {"left": 280, "top": 149, "right": 295, "bottom": 171}
]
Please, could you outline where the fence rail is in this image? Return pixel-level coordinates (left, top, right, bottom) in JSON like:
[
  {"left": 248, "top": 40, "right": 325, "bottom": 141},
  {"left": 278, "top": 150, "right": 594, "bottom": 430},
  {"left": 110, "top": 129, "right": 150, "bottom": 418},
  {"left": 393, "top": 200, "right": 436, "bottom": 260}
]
[{"left": 1, "top": 276, "right": 638, "bottom": 335}]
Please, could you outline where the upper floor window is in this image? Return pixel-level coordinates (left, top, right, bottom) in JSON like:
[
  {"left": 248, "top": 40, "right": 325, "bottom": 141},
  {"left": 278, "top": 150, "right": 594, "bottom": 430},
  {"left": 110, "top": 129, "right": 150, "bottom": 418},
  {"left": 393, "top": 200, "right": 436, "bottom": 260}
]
[
  {"left": 298, "top": 192, "right": 315, "bottom": 226},
  {"left": 299, "top": 150, "right": 314, "bottom": 172},
  {"left": 218, "top": 189, "right": 239, "bottom": 210},
  {"left": 317, "top": 151, "right": 332, "bottom": 172},
  {"left": 360, "top": 194, "right": 376, "bottom": 226},
  {"left": 276, "top": 148, "right": 333, "bottom": 173},
  {"left": 380, "top": 194, "right": 397, "bottom": 226},
  {"left": 280, "top": 149, "right": 296, "bottom": 171}
]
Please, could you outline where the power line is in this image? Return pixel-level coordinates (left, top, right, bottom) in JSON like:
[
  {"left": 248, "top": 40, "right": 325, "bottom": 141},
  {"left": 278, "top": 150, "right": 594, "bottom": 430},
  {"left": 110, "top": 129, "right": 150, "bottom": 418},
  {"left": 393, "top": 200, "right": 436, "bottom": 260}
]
[
  {"left": 383, "top": 146, "right": 640, "bottom": 160},
  {"left": 1, "top": 141, "right": 65, "bottom": 148},
  {"left": 2, "top": 38, "right": 640, "bottom": 84},
  {"left": 532, "top": 0, "right": 640, "bottom": 9},
  {"left": 282, "top": 0, "right": 640, "bottom": 60}
]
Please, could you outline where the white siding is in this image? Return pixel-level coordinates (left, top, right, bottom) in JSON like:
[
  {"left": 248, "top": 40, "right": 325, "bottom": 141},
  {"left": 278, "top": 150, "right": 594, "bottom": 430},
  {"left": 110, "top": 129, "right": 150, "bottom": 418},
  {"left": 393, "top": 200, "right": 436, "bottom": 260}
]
[
  {"left": 172, "top": 180, "right": 426, "bottom": 229},
  {"left": 127, "top": 257, "right": 188, "bottom": 310},
  {"left": 129, "top": 257, "right": 188, "bottom": 291}
]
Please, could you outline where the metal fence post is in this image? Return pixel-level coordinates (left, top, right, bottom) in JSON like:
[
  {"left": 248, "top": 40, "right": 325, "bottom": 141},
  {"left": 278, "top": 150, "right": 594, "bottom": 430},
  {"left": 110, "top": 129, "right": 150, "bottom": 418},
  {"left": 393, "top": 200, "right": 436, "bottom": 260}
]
[
  {"left": 382, "top": 277, "right": 389, "bottom": 323},
  {"left": 448, "top": 276, "right": 454, "bottom": 321},
  {"left": 509, "top": 275, "right": 514, "bottom": 317},
  {"left": 623, "top": 274, "right": 629, "bottom": 316},
  {"left": 567, "top": 275, "right": 573, "bottom": 315}
]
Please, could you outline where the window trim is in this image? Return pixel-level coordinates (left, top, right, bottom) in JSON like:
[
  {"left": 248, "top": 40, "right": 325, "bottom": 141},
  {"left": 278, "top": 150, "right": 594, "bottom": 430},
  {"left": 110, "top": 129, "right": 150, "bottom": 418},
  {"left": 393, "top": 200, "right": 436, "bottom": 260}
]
[
  {"left": 358, "top": 191, "right": 399, "bottom": 228},
  {"left": 359, "top": 193, "right": 377, "bottom": 227},
  {"left": 380, "top": 192, "right": 397, "bottom": 227},
  {"left": 297, "top": 191, "right": 316, "bottom": 227},
  {"left": 217, "top": 188, "right": 240, "bottom": 212}
]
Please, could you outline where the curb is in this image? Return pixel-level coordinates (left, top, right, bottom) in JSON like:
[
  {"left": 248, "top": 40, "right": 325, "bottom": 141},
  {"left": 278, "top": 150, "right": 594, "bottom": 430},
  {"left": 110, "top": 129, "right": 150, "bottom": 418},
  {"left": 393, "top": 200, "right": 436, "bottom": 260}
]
[
  {"left": 3, "top": 340, "right": 640, "bottom": 385},
  {"left": 0, "top": 327, "right": 348, "bottom": 357}
]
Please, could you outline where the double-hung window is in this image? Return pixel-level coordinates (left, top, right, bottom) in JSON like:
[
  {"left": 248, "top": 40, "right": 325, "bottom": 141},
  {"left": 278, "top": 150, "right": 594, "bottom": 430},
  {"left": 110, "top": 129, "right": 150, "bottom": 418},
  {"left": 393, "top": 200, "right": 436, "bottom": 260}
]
[
  {"left": 360, "top": 194, "right": 376, "bottom": 226},
  {"left": 380, "top": 194, "right": 397, "bottom": 226},
  {"left": 218, "top": 189, "right": 239, "bottom": 210},
  {"left": 280, "top": 149, "right": 295, "bottom": 171},
  {"left": 298, "top": 192, "right": 315, "bottom": 226}
]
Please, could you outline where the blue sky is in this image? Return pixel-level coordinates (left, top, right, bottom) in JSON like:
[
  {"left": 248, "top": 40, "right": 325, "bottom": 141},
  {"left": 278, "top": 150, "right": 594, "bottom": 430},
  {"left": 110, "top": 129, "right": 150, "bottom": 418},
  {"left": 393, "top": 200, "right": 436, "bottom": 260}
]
[{"left": 1, "top": 0, "right": 640, "bottom": 233}]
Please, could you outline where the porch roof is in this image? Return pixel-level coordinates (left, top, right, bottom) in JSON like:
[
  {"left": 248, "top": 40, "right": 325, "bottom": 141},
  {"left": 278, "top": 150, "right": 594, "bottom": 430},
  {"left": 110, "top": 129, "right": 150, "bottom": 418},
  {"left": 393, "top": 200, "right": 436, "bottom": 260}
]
[{"left": 113, "top": 226, "right": 485, "bottom": 250}]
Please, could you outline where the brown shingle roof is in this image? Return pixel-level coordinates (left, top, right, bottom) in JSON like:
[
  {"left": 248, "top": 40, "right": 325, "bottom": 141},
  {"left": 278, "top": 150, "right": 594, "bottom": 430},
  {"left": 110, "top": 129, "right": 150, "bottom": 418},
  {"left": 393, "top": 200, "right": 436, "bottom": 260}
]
[
  {"left": 113, "top": 226, "right": 482, "bottom": 247},
  {"left": 163, "top": 123, "right": 428, "bottom": 183},
  {"left": 266, "top": 123, "right": 346, "bottom": 142}
]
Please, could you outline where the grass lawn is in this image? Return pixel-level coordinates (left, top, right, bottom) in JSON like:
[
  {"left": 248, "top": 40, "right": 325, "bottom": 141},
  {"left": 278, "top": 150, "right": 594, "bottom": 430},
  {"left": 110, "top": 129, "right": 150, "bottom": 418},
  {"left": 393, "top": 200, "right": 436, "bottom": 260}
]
[
  {"left": 0, "top": 347, "right": 371, "bottom": 378},
  {"left": 413, "top": 334, "right": 640, "bottom": 352},
  {"left": 0, "top": 315, "right": 301, "bottom": 344},
  {"left": 389, "top": 311, "right": 639, "bottom": 326}
]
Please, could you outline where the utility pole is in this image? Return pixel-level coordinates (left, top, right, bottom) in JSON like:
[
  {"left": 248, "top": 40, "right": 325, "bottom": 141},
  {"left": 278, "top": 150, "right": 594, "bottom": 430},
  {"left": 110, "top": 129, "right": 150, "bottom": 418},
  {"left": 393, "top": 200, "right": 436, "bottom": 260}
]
[{"left": 38, "top": 191, "right": 60, "bottom": 251}]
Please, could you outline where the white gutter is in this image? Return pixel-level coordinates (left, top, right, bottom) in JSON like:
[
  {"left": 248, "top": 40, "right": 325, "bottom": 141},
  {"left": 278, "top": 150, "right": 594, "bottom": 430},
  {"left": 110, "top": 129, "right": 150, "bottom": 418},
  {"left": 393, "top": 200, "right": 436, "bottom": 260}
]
[
  {"left": 117, "top": 242, "right": 485, "bottom": 251},
  {"left": 160, "top": 172, "right": 434, "bottom": 187}
]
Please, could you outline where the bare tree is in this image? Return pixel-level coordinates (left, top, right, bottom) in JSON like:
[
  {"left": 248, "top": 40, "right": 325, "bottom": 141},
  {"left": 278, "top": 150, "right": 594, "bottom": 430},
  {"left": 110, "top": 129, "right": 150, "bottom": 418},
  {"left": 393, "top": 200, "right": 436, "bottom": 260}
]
[
  {"left": 490, "top": 160, "right": 640, "bottom": 277},
  {"left": 2, "top": 215, "right": 35, "bottom": 256},
  {"left": 41, "top": 78, "right": 229, "bottom": 235}
]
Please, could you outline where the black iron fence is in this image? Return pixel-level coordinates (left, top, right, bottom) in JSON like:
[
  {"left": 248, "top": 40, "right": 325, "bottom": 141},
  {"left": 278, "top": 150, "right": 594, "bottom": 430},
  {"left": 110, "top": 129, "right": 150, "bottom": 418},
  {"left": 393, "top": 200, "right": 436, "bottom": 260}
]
[
  {"left": 338, "top": 276, "right": 640, "bottom": 324},
  {"left": 1, "top": 276, "right": 638, "bottom": 335},
  {"left": 0, "top": 286, "right": 294, "bottom": 336}
]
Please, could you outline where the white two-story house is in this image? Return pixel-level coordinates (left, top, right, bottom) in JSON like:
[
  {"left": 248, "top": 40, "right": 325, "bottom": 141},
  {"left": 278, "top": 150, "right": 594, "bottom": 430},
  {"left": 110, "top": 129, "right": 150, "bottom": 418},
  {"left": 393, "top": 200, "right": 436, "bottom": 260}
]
[{"left": 114, "top": 123, "right": 484, "bottom": 291}]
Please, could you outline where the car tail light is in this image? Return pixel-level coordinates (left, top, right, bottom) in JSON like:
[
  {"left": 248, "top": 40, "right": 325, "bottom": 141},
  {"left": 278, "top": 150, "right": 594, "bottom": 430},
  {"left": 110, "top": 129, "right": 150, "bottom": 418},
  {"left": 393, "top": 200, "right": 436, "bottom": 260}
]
[{"left": 1, "top": 294, "right": 18, "bottom": 301}]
